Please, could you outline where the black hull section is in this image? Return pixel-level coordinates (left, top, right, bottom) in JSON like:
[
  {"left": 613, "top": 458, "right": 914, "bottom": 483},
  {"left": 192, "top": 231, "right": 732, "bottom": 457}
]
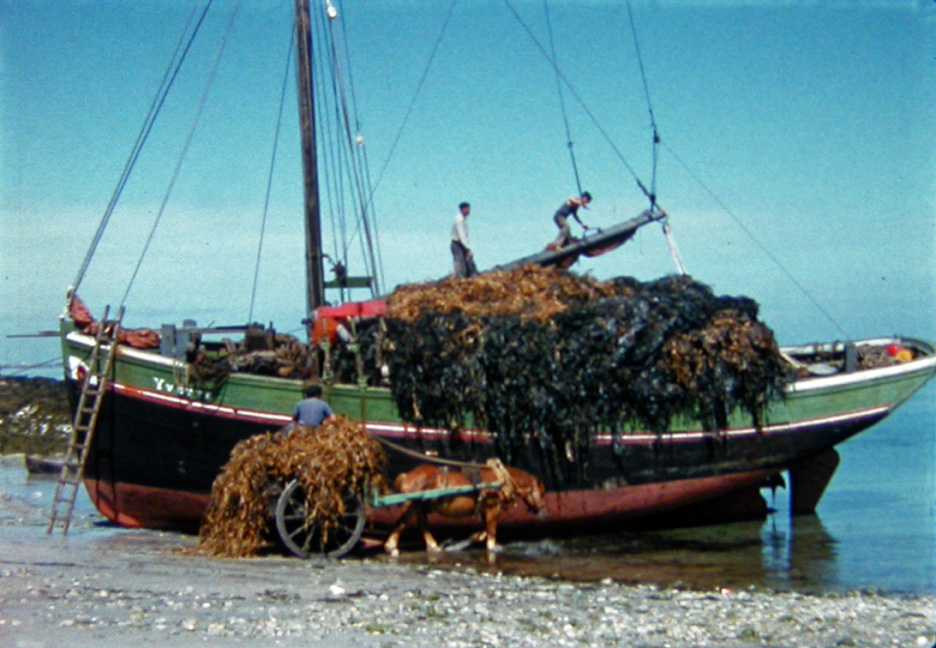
[{"left": 70, "top": 378, "right": 886, "bottom": 531}]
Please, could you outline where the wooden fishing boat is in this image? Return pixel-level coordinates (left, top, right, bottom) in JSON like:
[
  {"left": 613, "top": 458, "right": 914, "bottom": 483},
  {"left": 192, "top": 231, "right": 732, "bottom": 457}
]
[
  {"left": 58, "top": 0, "right": 936, "bottom": 537},
  {"left": 25, "top": 455, "right": 64, "bottom": 477},
  {"left": 59, "top": 312, "right": 936, "bottom": 532}
]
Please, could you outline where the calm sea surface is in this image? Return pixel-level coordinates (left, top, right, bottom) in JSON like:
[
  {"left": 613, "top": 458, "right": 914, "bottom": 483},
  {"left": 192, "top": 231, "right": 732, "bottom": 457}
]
[
  {"left": 491, "top": 379, "right": 936, "bottom": 595},
  {"left": 2, "top": 380, "right": 933, "bottom": 595}
]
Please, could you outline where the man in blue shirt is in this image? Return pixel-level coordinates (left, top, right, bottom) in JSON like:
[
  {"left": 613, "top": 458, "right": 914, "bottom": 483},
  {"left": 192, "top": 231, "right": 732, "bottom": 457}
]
[{"left": 293, "top": 384, "right": 333, "bottom": 428}]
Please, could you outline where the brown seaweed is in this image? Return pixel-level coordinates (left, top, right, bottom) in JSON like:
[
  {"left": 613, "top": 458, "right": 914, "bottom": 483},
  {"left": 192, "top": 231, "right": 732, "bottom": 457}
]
[
  {"left": 378, "top": 267, "right": 793, "bottom": 487},
  {"left": 191, "top": 415, "right": 385, "bottom": 558}
]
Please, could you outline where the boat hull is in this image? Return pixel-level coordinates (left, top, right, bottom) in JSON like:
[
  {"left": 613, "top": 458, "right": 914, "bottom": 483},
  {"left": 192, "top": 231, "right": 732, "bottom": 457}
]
[{"left": 61, "top": 328, "right": 936, "bottom": 534}]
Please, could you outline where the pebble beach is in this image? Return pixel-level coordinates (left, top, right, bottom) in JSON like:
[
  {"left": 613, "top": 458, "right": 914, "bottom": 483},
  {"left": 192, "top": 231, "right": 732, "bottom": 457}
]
[{"left": 1, "top": 458, "right": 933, "bottom": 648}]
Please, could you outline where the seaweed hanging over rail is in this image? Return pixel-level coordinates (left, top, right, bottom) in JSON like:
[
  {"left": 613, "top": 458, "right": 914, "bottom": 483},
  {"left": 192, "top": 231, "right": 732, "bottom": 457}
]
[{"left": 379, "top": 266, "right": 793, "bottom": 487}]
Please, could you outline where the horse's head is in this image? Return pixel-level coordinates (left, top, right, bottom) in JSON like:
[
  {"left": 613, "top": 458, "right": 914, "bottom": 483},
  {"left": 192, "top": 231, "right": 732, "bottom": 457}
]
[{"left": 509, "top": 469, "right": 546, "bottom": 517}]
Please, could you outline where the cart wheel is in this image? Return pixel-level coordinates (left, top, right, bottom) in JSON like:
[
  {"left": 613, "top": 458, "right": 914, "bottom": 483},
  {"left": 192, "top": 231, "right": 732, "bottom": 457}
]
[{"left": 274, "top": 479, "right": 365, "bottom": 559}]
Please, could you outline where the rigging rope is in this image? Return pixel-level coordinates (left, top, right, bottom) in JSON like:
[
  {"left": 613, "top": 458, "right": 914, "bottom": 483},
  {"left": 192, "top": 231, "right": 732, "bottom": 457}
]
[
  {"left": 308, "top": 0, "right": 386, "bottom": 299},
  {"left": 249, "top": 29, "right": 296, "bottom": 324},
  {"left": 625, "top": 0, "right": 659, "bottom": 208},
  {"left": 319, "top": 2, "right": 381, "bottom": 296},
  {"left": 370, "top": 0, "right": 460, "bottom": 195},
  {"left": 500, "top": 0, "right": 653, "bottom": 206},
  {"left": 310, "top": 8, "right": 349, "bottom": 291},
  {"left": 543, "top": 0, "right": 584, "bottom": 197},
  {"left": 122, "top": 2, "right": 241, "bottom": 306},
  {"left": 338, "top": 8, "right": 387, "bottom": 294},
  {"left": 661, "top": 141, "right": 847, "bottom": 336},
  {"left": 71, "top": 1, "right": 211, "bottom": 299},
  {"left": 662, "top": 221, "right": 686, "bottom": 276}
]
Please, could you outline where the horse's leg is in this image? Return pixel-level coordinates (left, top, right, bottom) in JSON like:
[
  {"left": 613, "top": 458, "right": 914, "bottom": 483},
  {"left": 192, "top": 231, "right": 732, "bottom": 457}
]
[
  {"left": 482, "top": 502, "right": 501, "bottom": 556},
  {"left": 468, "top": 530, "right": 486, "bottom": 545},
  {"left": 417, "top": 506, "right": 442, "bottom": 553},
  {"left": 384, "top": 502, "right": 416, "bottom": 557}
]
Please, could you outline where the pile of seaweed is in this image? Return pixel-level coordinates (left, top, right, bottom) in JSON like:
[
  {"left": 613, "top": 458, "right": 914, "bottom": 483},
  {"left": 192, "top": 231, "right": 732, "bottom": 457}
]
[
  {"left": 379, "top": 265, "right": 793, "bottom": 487},
  {"left": 190, "top": 330, "right": 320, "bottom": 383},
  {"left": 192, "top": 415, "right": 385, "bottom": 558}
]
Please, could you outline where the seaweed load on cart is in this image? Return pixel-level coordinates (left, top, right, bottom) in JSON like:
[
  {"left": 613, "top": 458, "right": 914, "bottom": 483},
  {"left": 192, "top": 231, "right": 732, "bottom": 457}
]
[{"left": 192, "top": 415, "right": 385, "bottom": 558}]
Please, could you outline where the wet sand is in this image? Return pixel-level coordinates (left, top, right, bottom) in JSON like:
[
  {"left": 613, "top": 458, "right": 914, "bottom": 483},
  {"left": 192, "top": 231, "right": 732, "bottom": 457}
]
[{"left": 1, "top": 458, "right": 933, "bottom": 648}]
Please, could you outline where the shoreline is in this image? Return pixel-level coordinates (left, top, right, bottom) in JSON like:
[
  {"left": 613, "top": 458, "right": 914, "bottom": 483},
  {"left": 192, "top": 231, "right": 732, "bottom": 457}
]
[
  {"left": 1, "top": 458, "right": 934, "bottom": 648},
  {"left": 3, "top": 374, "right": 934, "bottom": 646},
  {"left": 2, "top": 525, "right": 933, "bottom": 648}
]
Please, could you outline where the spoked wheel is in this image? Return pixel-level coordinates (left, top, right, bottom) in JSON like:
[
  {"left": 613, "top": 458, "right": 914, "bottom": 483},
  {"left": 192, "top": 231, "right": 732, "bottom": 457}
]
[{"left": 274, "top": 479, "right": 366, "bottom": 559}]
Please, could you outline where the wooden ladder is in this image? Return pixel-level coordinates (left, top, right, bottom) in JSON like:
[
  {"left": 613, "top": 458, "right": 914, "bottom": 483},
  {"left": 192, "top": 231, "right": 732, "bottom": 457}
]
[{"left": 48, "top": 305, "right": 124, "bottom": 535}]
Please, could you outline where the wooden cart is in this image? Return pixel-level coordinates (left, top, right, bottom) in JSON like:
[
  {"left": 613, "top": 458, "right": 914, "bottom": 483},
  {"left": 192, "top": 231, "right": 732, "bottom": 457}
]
[{"left": 274, "top": 478, "right": 502, "bottom": 559}]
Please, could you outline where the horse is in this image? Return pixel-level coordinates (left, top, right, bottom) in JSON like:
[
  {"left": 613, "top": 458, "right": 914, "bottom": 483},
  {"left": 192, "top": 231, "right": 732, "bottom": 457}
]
[{"left": 383, "top": 459, "right": 546, "bottom": 559}]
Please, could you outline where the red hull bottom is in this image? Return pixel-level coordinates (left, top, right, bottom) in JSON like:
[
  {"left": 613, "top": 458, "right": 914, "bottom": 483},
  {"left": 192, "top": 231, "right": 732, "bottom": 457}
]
[{"left": 85, "top": 468, "right": 779, "bottom": 535}]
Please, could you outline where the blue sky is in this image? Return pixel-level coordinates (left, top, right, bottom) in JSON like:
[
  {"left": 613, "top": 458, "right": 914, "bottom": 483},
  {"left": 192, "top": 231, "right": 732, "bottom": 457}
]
[{"left": 1, "top": 0, "right": 934, "bottom": 376}]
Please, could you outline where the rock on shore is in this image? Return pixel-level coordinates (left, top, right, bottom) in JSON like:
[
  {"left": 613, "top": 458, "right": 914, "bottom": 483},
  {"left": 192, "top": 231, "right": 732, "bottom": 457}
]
[{"left": 0, "top": 376, "right": 70, "bottom": 456}]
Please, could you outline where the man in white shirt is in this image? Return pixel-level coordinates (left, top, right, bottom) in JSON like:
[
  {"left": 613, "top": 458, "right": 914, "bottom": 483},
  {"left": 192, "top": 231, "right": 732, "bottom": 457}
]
[{"left": 450, "top": 201, "right": 477, "bottom": 278}]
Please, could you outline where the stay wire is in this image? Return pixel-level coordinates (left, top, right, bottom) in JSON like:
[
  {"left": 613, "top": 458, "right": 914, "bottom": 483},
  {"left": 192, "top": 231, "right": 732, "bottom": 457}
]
[
  {"left": 319, "top": 3, "right": 366, "bottom": 298},
  {"left": 625, "top": 0, "right": 659, "bottom": 207},
  {"left": 337, "top": 2, "right": 387, "bottom": 293},
  {"left": 72, "top": 2, "right": 211, "bottom": 298},
  {"left": 313, "top": 7, "right": 348, "bottom": 281},
  {"left": 661, "top": 141, "right": 848, "bottom": 337},
  {"left": 370, "top": 0, "right": 460, "bottom": 195},
  {"left": 122, "top": 3, "right": 241, "bottom": 306},
  {"left": 248, "top": 28, "right": 295, "bottom": 324},
  {"left": 0, "top": 358, "right": 61, "bottom": 375},
  {"left": 501, "top": 0, "right": 653, "bottom": 205},
  {"left": 320, "top": 10, "right": 365, "bottom": 290},
  {"left": 312, "top": 3, "right": 376, "bottom": 299},
  {"left": 543, "top": 0, "right": 583, "bottom": 197},
  {"left": 324, "top": 7, "right": 381, "bottom": 296}
]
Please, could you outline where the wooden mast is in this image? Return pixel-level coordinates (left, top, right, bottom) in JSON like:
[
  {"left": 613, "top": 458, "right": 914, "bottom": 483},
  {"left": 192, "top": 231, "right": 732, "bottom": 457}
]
[{"left": 294, "top": 0, "right": 325, "bottom": 313}]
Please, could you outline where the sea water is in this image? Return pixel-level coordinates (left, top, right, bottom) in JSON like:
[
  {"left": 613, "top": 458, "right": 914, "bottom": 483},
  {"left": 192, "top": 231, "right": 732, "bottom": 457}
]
[
  {"left": 1, "top": 380, "right": 933, "bottom": 594},
  {"left": 436, "top": 379, "right": 936, "bottom": 595},
  {"left": 799, "top": 377, "right": 936, "bottom": 593}
]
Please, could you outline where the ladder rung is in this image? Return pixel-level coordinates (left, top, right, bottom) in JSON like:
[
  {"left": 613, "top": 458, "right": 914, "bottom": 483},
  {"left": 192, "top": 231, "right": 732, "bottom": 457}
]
[{"left": 49, "top": 304, "right": 123, "bottom": 536}]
